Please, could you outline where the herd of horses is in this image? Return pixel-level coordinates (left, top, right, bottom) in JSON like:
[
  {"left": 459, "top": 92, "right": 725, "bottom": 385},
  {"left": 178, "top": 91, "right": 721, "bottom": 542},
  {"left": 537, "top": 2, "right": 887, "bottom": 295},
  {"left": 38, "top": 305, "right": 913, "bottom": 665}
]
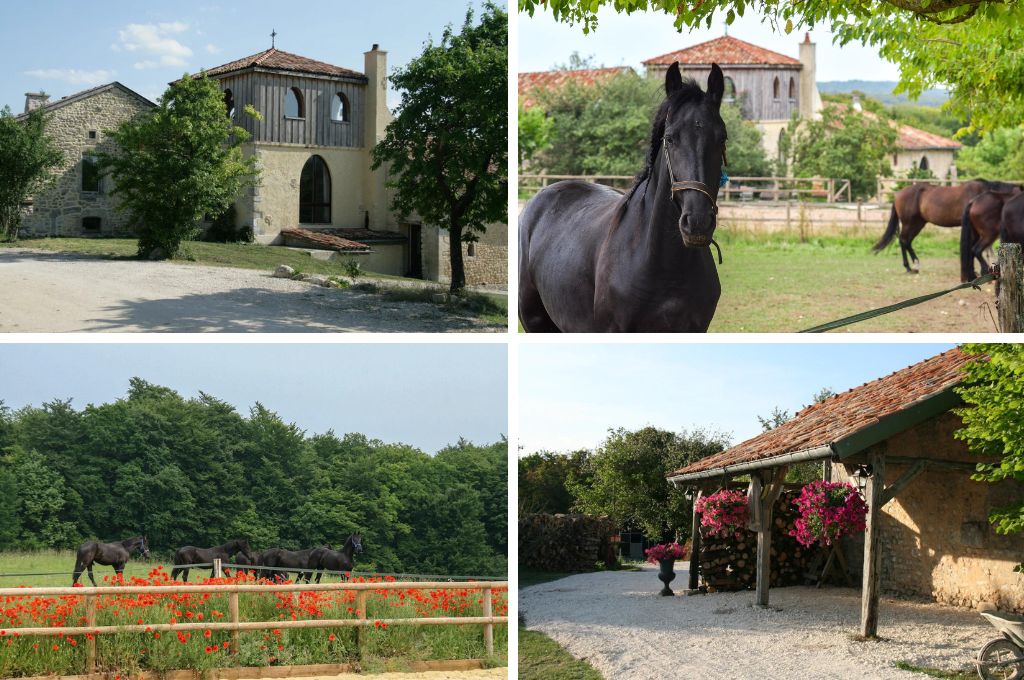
[
  {"left": 71, "top": 534, "right": 364, "bottom": 586},
  {"left": 518, "top": 59, "right": 1022, "bottom": 332}
]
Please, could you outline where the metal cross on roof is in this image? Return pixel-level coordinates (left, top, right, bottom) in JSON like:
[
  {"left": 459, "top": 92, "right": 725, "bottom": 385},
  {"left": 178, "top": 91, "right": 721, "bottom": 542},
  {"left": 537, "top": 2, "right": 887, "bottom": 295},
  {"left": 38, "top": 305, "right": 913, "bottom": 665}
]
[{"left": 271, "top": 29, "right": 277, "bottom": 48}]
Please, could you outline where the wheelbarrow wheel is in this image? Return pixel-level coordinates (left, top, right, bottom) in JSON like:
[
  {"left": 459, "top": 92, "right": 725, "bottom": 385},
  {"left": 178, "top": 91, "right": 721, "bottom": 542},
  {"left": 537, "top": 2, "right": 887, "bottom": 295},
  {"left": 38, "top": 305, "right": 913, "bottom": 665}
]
[{"left": 978, "top": 637, "right": 1024, "bottom": 680}]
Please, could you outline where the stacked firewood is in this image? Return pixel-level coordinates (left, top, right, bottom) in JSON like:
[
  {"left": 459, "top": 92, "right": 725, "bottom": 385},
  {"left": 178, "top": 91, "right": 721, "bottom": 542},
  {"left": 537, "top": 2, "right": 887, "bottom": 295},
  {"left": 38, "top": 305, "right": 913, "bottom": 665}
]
[
  {"left": 519, "top": 513, "right": 616, "bottom": 572},
  {"left": 699, "top": 490, "right": 813, "bottom": 592}
]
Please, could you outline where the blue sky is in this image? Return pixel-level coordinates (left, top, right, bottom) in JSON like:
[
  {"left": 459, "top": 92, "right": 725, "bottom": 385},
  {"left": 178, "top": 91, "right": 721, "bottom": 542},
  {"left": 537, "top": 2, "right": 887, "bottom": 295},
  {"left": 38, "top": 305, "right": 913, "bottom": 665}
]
[
  {"left": 519, "top": 343, "right": 955, "bottom": 455},
  {"left": 0, "top": 343, "right": 508, "bottom": 453},
  {"left": 1, "top": 0, "right": 493, "bottom": 112},
  {"left": 518, "top": 6, "right": 901, "bottom": 81}
]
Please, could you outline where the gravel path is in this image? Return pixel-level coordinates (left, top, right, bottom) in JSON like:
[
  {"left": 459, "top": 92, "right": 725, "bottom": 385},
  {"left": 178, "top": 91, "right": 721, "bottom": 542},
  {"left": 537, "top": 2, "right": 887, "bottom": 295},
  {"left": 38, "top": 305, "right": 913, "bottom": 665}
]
[
  {"left": 521, "top": 565, "right": 992, "bottom": 679},
  {"left": 238, "top": 669, "right": 506, "bottom": 680},
  {"left": 0, "top": 249, "right": 502, "bottom": 332}
]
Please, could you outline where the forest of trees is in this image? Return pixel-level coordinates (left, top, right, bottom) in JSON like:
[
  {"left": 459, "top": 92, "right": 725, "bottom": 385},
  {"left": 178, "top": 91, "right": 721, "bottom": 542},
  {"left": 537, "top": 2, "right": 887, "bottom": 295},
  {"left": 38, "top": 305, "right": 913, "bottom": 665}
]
[{"left": 0, "top": 379, "right": 507, "bottom": 577}]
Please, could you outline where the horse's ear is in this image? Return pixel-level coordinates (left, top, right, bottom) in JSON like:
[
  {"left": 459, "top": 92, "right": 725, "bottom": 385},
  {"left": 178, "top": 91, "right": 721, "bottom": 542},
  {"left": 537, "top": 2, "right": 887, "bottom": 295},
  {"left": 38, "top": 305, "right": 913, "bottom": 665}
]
[
  {"left": 707, "top": 63, "right": 724, "bottom": 109},
  {"left": 665, "top": 62, "right": 683, "bottom": 96}
]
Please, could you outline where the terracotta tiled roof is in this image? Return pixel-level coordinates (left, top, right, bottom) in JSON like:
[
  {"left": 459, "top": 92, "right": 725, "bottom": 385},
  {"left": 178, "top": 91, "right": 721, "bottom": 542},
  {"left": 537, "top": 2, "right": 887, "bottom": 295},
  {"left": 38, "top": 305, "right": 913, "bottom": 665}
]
[
  {"left": 280, "top": 227, "right": 370, "bottom": 253},
  {"left": 643, "top": 36, "right": 801, "bottom": 67},
  {"left": 669, "top": 348, "right": 974, "bottom": 479},
  {"left": 518, "top": 67, "right": 633, "bottom": 108},
  {"left": 828, "top": 102, "right": 961, "bottom": 151},
  {"left": 200, "top": 48, "right": 365, "bottom": 81}
]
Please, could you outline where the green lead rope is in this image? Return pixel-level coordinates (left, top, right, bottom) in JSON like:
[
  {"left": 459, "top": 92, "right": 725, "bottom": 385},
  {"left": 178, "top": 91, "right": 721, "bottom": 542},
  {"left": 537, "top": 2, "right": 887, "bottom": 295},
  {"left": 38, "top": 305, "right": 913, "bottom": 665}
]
[{"left": 799, "top": 273, "right": 996, "bottom": 333}]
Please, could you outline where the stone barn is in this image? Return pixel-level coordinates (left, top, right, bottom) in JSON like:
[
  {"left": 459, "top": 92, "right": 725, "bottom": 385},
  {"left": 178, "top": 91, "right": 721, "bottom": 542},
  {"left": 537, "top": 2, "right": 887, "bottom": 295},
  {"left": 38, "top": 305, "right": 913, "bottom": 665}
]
[
  {"left": 15, "top": 82, "right": 155, "bottom": 237},
  {"left": 668, "top": 347, "right": 1023, "bottom": 637}
]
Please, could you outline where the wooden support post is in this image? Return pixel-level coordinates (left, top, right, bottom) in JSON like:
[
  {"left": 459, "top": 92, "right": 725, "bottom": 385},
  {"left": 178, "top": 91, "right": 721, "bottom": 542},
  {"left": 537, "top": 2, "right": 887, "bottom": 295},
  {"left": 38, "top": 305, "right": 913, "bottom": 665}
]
[
  {"left": 786, "top": 201, "right": 792, "bottom": 230},
  {"left": 754, "top": 467, "right": 788, "bottom": 608},
  {"left": 483, "top": 586, "right": 493, "bottom": 657},
  {"left": 85, "top": 594, "right": 96, "bottom": 673},
  {"left": 689, "top": 490, "right": 703, "bottom": 590},
  {"left": 229, "top": 591, "right": 240, "bottom": 655},
  {"left": 860, "top": 452, "right": 886, "bottom": 638},
  {"left": 998, "top": 243, "right": 1023, "bottom": 333},
  {"left": 213, "top": 558, "right": 223, "bottom": 579},
  {"left": 356, "top": 591, "right": 367, "bottom": 659}
]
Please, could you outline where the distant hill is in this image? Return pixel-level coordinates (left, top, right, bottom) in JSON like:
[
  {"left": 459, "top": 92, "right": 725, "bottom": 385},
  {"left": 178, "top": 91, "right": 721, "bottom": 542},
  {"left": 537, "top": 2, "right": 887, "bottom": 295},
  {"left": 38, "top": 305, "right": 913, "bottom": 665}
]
[{"left": 817, "top": 81, "right": 949, "bottom": 107}]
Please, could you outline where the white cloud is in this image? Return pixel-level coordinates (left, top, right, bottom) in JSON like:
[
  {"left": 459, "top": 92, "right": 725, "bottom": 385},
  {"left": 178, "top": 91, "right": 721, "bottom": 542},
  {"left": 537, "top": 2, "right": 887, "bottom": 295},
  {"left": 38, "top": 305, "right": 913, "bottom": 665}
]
[
  {"left": 24, "top": 68, "right": 116, "bottom": 86},
  {"left": 114, "top": 22, "right": 193, "bottom": 70},
  {"left": 205, "top": 43, "right": 222, "bottom": 54}
]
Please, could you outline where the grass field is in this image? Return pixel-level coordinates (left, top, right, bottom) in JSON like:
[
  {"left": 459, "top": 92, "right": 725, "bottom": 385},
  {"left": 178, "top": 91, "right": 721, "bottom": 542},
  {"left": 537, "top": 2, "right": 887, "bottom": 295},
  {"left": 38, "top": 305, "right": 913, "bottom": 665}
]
[
  {"left": 0, "top": 551, "right": 508, "bottom": 678},
  {"left": 1, "top": 238, "right": 508, "bottom": 325},
  {"left": 517, "top": 228, "right": 998, "bottom": 332}
]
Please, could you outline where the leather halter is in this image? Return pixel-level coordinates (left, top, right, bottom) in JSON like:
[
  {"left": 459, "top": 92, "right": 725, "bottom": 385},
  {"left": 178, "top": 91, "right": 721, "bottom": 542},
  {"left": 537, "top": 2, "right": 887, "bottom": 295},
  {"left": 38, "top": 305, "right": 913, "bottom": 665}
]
[{"left": 663, "top": 137, "right": 719, "bottom": 215}]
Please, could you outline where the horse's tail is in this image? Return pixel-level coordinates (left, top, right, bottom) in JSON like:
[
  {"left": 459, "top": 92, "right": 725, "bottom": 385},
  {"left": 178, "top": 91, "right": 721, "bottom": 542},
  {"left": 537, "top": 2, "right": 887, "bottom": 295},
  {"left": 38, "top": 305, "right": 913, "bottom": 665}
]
[
  {"left": 960, "top": 199, "right": 976, "bottom": 283},
  {"left": 873, "top": 204, "right": 900, "bottom": 253}
]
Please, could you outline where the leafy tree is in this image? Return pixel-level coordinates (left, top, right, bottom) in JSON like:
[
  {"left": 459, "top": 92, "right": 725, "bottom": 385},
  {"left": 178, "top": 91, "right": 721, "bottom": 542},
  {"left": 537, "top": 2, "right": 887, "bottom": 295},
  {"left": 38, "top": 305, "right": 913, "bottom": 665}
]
[
  {"left": 518, "top": 449, "right": 591, "bottom": 514},
  {"left": 371, "top": 2, "right": 507, "bottom": 292},
  {"left": 518, "top": 99, "right": 552, "bottom": 168},
  {"left": 568, "top": 427, "right": 729, "bottom": 540},
  {"left": 720, "top": 101, "right": 771, "bottom": 178},
  {"left": 99, "top": 74, "right": 259, "bottom": 259},
  {"left": 955, "top": 127, "right": 1024, "bottom": 180},
  {"left": 954, "top": 344, "right": 1024, "bottom": 541},
  {"left": 786, "top": 106, "right": 897, "bottom": 199},
  {"left": 9, "top": 446, "right": 79, "bottom": 549},
  {"left": 0, "top": 106, "right": 63, "bottom": 241}
]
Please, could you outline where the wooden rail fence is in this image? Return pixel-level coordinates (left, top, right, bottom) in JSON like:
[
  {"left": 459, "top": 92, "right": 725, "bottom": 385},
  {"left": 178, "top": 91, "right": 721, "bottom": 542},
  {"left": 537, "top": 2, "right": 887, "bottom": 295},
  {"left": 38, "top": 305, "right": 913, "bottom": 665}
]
[{"left": 0, "top": 579, "right": 508, "bottom": 674}]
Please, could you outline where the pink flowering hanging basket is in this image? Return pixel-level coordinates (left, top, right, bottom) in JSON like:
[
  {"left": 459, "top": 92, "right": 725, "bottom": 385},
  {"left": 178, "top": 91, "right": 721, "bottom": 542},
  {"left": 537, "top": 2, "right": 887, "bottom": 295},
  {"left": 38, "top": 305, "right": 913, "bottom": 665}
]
[
  {"left": 790, "top": 480, "right": 868, "bottom": 548},
  {"left": 694, "top": 489, "right": 749, "bottom": 539}
]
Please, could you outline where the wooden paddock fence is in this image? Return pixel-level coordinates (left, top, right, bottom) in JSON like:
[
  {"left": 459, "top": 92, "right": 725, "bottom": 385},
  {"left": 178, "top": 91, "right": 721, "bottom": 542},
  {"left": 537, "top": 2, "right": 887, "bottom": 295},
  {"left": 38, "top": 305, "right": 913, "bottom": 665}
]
[
  {"left": 0, "top": 578, "right": 509, "bottom": 674},
  {"left": 520, "top": 174, "right": 852, "bottom": 203}
]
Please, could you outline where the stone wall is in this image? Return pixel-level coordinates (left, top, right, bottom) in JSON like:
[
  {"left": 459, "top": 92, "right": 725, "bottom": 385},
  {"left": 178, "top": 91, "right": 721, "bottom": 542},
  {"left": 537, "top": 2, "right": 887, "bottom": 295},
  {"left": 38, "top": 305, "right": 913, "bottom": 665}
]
[
  {"left": 833, "top": 411, "right": 1024, "bottom": 613},
  {"left": 19, "top": 87, "right": 152, "bottom": 237},
  {"left": 425, "top": 221, "right": 508, "bottom": 286}
]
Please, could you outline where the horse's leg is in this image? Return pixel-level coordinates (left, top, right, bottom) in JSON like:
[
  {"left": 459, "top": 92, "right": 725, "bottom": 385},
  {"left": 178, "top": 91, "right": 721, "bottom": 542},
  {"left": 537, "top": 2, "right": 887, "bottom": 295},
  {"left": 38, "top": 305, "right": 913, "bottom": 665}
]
[
  {"left": 87, "top": 565, "right": 97, "bottom": 587},
  {"left": 900, "top": 220, "right": 923, "bottom": 272},
  {"left": 114, "top": 562, "right": 125, "bottom": 584},
  {"left": 974, "top": 231, "right": 998, "bottom": 276},
  {"left": 72, "top": 558, "right": 85, "bottom": 586},
  {"left": 518, "top": 267, "right": 561, "bottom": 332}
]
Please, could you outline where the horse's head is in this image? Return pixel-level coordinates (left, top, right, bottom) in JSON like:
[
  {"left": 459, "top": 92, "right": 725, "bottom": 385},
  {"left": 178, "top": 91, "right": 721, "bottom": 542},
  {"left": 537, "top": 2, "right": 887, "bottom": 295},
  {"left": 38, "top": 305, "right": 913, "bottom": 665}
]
[
  {"left": 349, "top": 533, "right": 364, "bottom": 555},
  {"left": 234, "top": 539, "right": 255, "bottom": 562},
  {"left": 658, "top": 62, "right": 727, "bottom": 249},
  {"left": 139, "top": 536, "right": 151, "bottom": 559}
]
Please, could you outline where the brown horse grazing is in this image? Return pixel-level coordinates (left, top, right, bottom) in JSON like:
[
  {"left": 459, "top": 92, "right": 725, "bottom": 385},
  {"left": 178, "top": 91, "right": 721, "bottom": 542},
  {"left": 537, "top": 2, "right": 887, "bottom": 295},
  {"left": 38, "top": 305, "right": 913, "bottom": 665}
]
[
  {"left": 519, "top": 62, "right": 726, "bottom": 332},
  {"left": 874, "top": 180, "right": 1022, "bottom": 272},
  {"left": 960, "top": 187, "right": 1024, "bottom": 281},
  {"left": 73, "top": 536, "right": 149, "bottom": 586}
]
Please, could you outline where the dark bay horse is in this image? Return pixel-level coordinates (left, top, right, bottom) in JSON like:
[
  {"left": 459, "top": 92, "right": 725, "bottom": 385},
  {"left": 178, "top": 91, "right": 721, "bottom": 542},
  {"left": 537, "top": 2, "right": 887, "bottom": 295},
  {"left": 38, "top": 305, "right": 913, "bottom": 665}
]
[
  {"left": 310, "top": 534, "right": 363, "bottom": 583},
  {"left": 171, "top": 539, "right": 253, "bottom": 582},
  {"left": 874, "top": 180, "right": 1022, "bottom": 272},
  {"left": 520, "top": 62, "right": 727, "bottom": 332},
  {"left": 72, "top": 536, "right": 149, "bottom": 586},
  {"left": 260, "top": 545, "right": 331, "bottom": 582},
  {"left": 234, "top": 550, "right": 263, "bottom": 576},
  {"left": 1003, "top": 192, "right": 1024, "bottom": 245},
  {"left": 960, "top": 187, "right": 1024, "bottom": 281}
]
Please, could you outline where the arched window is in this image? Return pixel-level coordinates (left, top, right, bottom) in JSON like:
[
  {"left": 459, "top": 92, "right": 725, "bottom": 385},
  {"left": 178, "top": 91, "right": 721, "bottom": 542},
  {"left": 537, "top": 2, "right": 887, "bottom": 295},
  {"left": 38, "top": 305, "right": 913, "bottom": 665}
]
[
  {"left": 285, "top": 87, "right": 304, "bottom": 118},
  {"left": 331, "top": 92, "right": 350, "bottom": 122},
  {"left": 723, "top": 76, "right": 736, "bottom": 103},
  {"left": 772, "top": 76, "right": 780, "bottom": 100},
  {"left": 300, "top": 155, "right": 331, "bottom": 224},
  {"left": 788, "top": 77, "right": 796, "bottom": 102},
  {"left": 919, "top": 155, "right": 930, "bottom": 172},
  {"left": 224, "top": 89, "right": 235, "bottom": 117}
]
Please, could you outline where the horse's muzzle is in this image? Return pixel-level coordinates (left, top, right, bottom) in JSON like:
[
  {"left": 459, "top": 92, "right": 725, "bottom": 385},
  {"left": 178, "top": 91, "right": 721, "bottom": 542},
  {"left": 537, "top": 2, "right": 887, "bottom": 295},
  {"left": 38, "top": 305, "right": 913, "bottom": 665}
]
[{"left": 679, "top": 213, "right": 716, "bottom": 248}]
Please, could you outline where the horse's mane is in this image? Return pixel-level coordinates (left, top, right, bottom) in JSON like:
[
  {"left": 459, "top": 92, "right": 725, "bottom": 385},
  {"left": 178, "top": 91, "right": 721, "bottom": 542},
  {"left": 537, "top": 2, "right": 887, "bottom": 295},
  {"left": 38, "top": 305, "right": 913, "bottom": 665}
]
[
  {"left": 983, "top": 179, "right": 1024, "bottom": 192},
  {"left": 621, "top": 77, "right": 708, "bottom": 210}
]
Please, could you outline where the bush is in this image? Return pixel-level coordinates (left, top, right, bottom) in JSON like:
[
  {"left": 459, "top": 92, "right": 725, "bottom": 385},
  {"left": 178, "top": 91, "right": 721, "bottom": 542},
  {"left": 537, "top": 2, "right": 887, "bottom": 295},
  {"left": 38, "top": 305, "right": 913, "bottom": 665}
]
[{"left": 204, "top": 205, "right": 253, "bottom": 243}]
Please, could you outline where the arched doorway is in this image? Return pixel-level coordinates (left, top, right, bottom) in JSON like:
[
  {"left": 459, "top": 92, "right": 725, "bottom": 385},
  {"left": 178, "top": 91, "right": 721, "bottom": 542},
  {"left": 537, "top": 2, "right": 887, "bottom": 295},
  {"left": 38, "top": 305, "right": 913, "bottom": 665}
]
[{"left": 300, "top": 155, "right": 331, "bottom": 224}]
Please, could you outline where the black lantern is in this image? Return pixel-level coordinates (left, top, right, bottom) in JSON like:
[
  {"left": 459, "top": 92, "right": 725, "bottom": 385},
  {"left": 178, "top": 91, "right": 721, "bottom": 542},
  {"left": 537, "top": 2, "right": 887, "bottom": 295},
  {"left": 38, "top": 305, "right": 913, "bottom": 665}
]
[{"left": 852, "top": 464, "right": 874, "bottom": 494}]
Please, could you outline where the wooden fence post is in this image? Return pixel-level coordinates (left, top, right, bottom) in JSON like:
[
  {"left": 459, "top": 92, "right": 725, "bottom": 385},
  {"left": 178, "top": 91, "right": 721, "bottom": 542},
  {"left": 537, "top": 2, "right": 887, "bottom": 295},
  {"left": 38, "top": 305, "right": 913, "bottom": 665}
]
[
  {"left": 860, "top": 452, "right": 886, "bottom": 638},
  {"left": 85, "top": 594, "right": 96, "bottom": 673},
  {"left": 213, "top": 559, "right": 223, "bottom": 579},
  {"left": 998, "top": 243, "right": 1023, "bottom": 333},
  {"left": 229, "top": 591, "right": 240, "bottom": 655},
  {"left": 688, "top": 490, "right": 703, "bottom": 590},
  {"left": 356, "top": 591, "right": 367, "bottom": 659},
  {"left": 483, "top": 586, "right": 493, "bottom": 657}
]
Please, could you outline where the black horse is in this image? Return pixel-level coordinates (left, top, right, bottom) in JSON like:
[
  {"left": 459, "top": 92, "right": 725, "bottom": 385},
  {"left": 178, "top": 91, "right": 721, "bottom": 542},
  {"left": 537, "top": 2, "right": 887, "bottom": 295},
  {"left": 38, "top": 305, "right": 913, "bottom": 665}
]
[
  {"left": 233, "top": 549, "right": 263, "bottom": 577},
  {"left": 520, "top": 62, "right": 726, "bottom": 332},
  {"left": 171, "top": 539, "right": 253, "bottom": 582},
  {"left": 310, "top": 534, "right": 363, "bottom": 583},
  {"left": 260, "top": 545, "right": 331, "bottom": 582},
  {"left": 72, "top": 536, "right": 150, "bottom": 586}
]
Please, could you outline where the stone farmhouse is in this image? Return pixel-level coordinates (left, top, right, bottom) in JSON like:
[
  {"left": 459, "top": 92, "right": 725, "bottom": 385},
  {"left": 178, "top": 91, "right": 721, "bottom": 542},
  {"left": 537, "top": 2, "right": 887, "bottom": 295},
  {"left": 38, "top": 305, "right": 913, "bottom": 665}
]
[
  {"left": 668, "top": 348, "right": 1023, "bottom": 637},
  {"left": 519, "top": 34, "right": 960, "bottom": 179},
  {"left": 16, "top": 44, "right": 506, "bottom": 286}
]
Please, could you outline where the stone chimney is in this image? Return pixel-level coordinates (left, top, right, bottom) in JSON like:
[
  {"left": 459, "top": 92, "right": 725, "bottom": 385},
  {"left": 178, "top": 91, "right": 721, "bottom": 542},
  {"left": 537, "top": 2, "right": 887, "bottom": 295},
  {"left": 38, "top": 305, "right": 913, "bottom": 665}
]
[
  {"left": 24, "top": 92, "right": 49, "bottom": 114},
  {"left": 363, "top": 44, "right": 391, "bottom": 230},
  {"left": 798, "top": 33, "right": 821, "bottom": 120}
]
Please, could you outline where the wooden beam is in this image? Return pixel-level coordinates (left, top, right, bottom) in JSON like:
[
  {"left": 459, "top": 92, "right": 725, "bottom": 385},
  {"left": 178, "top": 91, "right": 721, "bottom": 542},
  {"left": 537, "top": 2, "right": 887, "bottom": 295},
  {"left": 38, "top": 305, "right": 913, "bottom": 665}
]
[
  {"left": 880, "top": 460, "right": 927, "bottom": 507},
  {"left": 998, "top": 243, "right": 1023, "bottom": 333},
  {"left": 755, "top": 467, "right": 788, "bottom": 608},
  {"left": 860, "top": 451, "right": 886, "bottom": 638},
  {"left": 689, "top": 490, "right": 703, "bottom": 590},
  {"left": 884, "top": 456, "right": 978, "bottom": 472}
]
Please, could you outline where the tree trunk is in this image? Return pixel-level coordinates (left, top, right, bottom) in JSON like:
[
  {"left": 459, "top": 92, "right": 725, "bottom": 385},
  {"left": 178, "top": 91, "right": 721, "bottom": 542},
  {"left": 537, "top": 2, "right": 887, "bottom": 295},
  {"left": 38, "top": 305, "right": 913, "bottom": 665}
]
[{"left": 448, "top": 216, "right": 465, "bottom": 292}]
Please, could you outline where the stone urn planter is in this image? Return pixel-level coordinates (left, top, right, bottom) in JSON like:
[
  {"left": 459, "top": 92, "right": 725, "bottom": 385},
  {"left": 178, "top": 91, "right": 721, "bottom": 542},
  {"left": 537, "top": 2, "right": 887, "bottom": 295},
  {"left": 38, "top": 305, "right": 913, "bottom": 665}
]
[{"left": 657, "top": 558, "right": 676, "bottom": 596}]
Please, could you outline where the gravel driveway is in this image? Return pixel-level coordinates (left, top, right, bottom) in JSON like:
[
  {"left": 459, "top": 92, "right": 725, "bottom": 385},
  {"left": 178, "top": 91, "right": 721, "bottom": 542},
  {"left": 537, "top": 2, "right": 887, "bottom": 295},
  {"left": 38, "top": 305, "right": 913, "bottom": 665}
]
[
  {"left": 521, "top": 565, "right": 992, "bottom": 679},
  {"left": 0, "top": 249, "right": 503, "bottom": 332}
]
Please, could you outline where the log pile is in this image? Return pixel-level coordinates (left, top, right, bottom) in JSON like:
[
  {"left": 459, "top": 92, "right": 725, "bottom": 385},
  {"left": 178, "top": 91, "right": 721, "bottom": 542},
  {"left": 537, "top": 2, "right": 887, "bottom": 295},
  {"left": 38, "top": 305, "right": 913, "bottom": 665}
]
[
  {"left": 519, "top": 513, "right": 616, "bottom": 572},
  {"left": 699, "top": 490, "right": 814, "bottom": 592}
]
